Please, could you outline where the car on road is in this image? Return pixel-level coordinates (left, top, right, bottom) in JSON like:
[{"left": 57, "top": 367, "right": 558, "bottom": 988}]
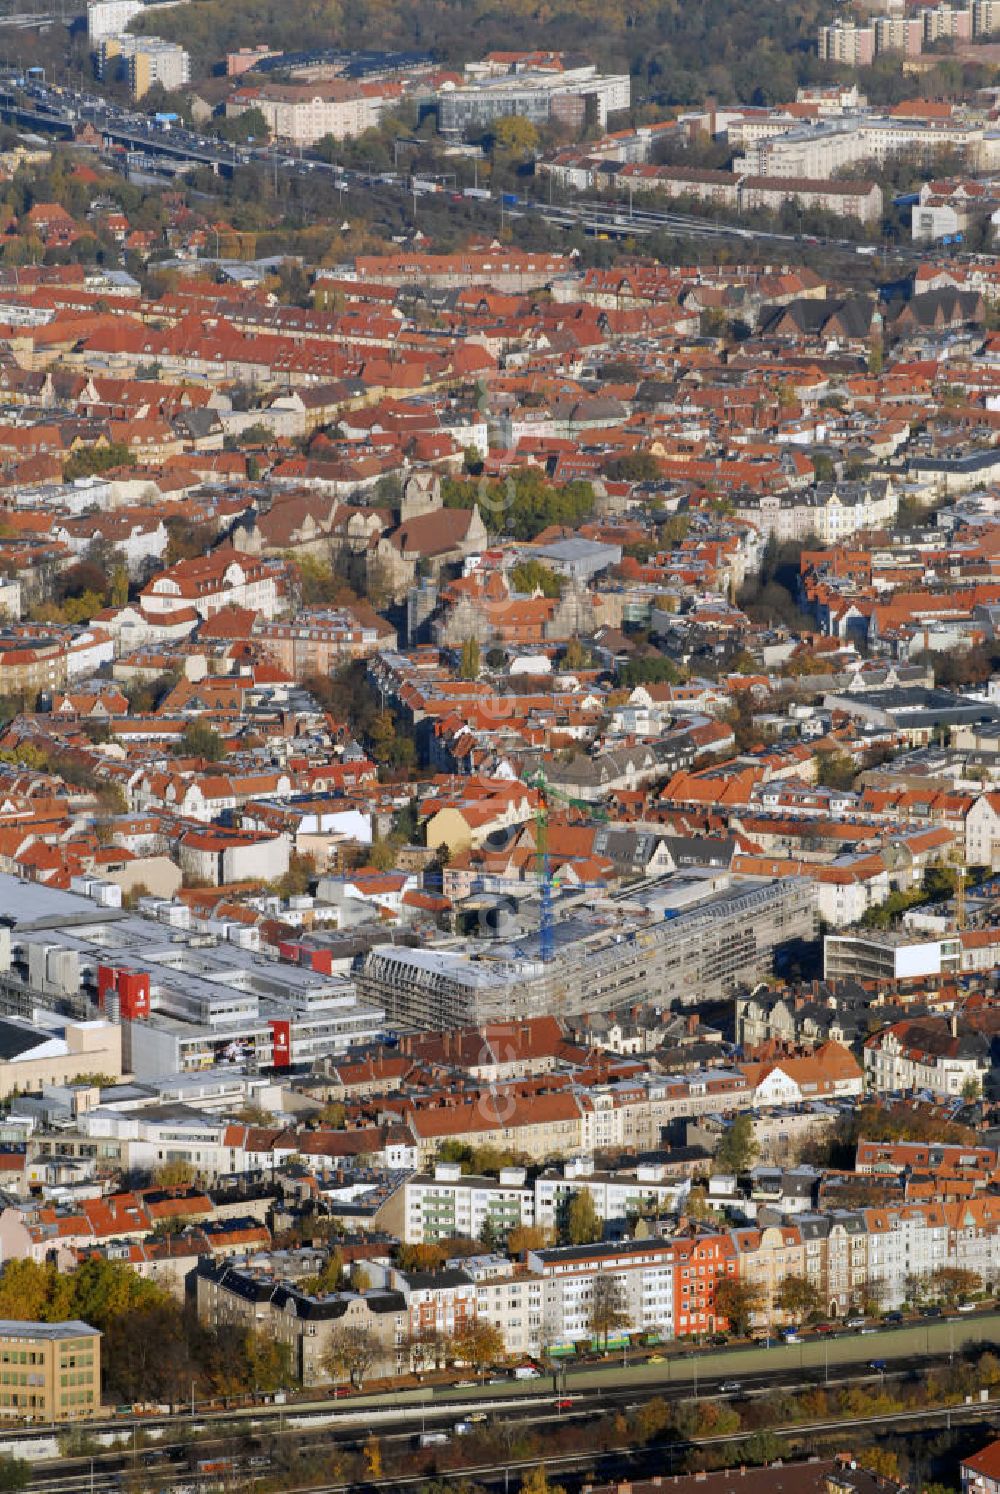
[
  {"left": 923, "top": 1306, "right": 942, "bottom": 1318},
  {"left": 814, "top": 1323, "right": 835, "bottom": 1334},
  {"left": 554, "top": 1398, "right": 574, "bottom": 1409},
  {"left": 884, "top": 1311, "right": 904, "bottom": 1324},
  {"left": 846, "top": 1316, "right": 866, "bottom": 1329},
  {"left": 868, "top": 1360, "right": 887, "bottom": 1372},
  {"left": 648, "top": 1354, "right": 665, "bottom": 1363},
  {"left": 719, "top": 1381, "right": 742, "bottom": 1394},
  {"left": 957, "top": 1302, "right": 977, "bottom": 1313}
]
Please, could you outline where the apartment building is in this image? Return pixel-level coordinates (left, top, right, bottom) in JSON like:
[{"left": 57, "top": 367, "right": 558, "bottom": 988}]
[
  {"left": 818, "top": 20, "right": 876, "bottom": 65},
  {"left": 99, "top": 35, "right": 191, "bottom": 99},
  {"left": 865, "top": 1204, "right": 950, "bottom": 1307},
  {"left": 736, "top": 118, "right": 994, "bottom": 180},
  {"left": 963, "top": 1439, "right": 1000, "bottom": 1494},
  {"left": 965, "top": 791, "right": 1000, "bottom": 868},
  {"left": 404, "top": 1091, "right": 585, "bottom": 1166},
  {"left": 87, "top": 0, "right": 141, "bottom": 42},
  {"left": 613, "top": 164, "right": 741, "bottom": 209},
  {"left": 735, "top": 122, "right": 865, "bottom": 181},
  {"left": 533, "top": 1156, "right": 691, "bottom": 1237},
  {"left": 824, "top": 931, "right": 962, "bottom": 984},
  {"left": 874, "top": 14, "right": 925, "bottom": 55},
  {"left": 403, "top": 1162, "right": 535, "bottom": 1244},
  {"left": 227, "top": 82, "right": 393, "bottom": 146},
  {"left": 737, "top": 1221, "right": 809, "bottom": 1325},
  {"left": 384, "top": 1263, "right": 479, "bottom": 1344},
  {"left": 195, "top": 1258, "right": 408, "bottom": 1386},
  {"left": 469, "top": 1257, "right": 544, "bottom": 1359},
  {"left": 863, "top": 1017, "right": 990, "bottom": 1097},
  {"left": 197, "top": 1188, "right": 1000, "bottom": 1373},
  {"left": 252, "top": 608, "right": 394, "bottom": 675},
  {"left": 734, "top": 484, "right": 898, "bottom": 545},
  {"left": 0, "top": 632, "right": 68, "bottom": 694},
  {"left": 821, "top": 0, "right": 998, "bottom": 63},
  {"left": 140, "top": 553, "right": 281, "bottom": 622},
  {"left": 526, "top": 1238, "right": 678, "bottom": 1346},
  {"left": 395, "top": 1065, "right": 753, "bottom": 1165},
  {"left": 975, "top": 0, "right": 1000, "bottom": 29},
  {"left": 739, "top": 176, "right": 883, "bottom": 226},
  {"left": 0, "top": 1321, "right": 100, "bottom": 1423},
  {"left": 924, "top": 3, "right": 973, "bottom": 42},
  {"left": 401, "top": 1155, "right": 692, "bottom": 1244}
]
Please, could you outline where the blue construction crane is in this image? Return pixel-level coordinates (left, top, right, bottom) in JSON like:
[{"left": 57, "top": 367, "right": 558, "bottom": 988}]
[{"left": 526, "top": 769, "right": 608, "bottom": 964}]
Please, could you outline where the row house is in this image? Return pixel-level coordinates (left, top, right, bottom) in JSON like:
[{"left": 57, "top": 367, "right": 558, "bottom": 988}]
[
  {"left": 392, "top": 1068, "right": 753, "bottom": 1165},
  {"left": 865, "top": 1204, "right": 951, "bottom": 1307},
  {"left": 384, "top": 1263, "right": 478, "bottom": 1345},
  {"left": 741, "top": 1199, "right": 1000, "bottom": 1323},
  {"left": 197, "top": 1196, "right": 1000, "bottom": 1366},
  {"left": 472, "top": 1260, "right": 545, "bottom": 1359}
]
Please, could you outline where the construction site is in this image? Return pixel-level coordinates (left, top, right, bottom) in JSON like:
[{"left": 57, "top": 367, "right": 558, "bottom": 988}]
[{"left": 357, "top": 873, "right": 819, "bottom": 1028}]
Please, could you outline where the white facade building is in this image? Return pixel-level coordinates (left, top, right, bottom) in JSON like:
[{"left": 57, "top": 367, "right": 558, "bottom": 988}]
[{"left": 87, "top": 0, "right": 142, "bottom": 42}]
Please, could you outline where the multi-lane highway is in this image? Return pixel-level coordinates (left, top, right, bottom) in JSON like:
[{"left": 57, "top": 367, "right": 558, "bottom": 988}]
[
  {"left": 6, "top": 1311, "right": 1000, "bottom": 1491},
  {"left": 20, "top": 1355, "right": 1000, "bottom": 1493},
  {"left": 0, "top": 77, "right": 891, "bottom": 256}
]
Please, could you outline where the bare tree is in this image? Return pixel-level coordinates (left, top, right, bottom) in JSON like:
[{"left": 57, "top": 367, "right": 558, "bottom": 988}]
[
  {"left": 407, "top": 1327, "right": 445, "bottom": 1376},
  {"left": 589, "top": 1274, "right": 629, "bottom": 1352},
  {"left": 321, "top": 1324, "right": 380, "bottom": 1390}
]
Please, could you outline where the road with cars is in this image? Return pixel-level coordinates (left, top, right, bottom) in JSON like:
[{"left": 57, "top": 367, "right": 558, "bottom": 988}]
[
  {"left": 7, "top": 1308, "right": 999, "bottom": 1491},
  {"left": 0, "top": 76, "right": 893, "bottom": 258}
]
